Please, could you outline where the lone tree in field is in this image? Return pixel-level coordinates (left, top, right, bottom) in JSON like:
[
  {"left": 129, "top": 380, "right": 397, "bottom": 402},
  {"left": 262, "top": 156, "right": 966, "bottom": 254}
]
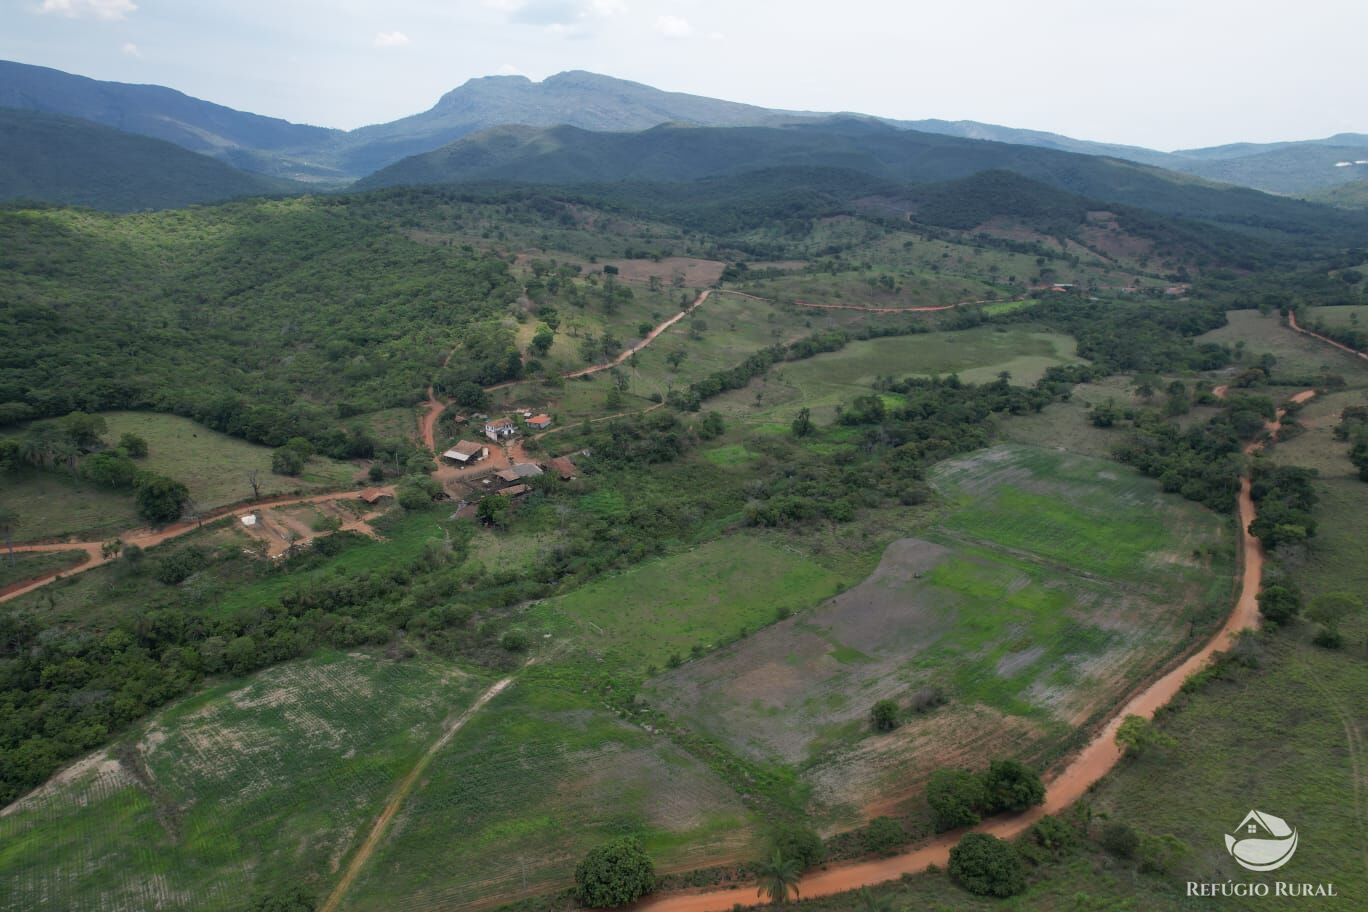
[
  {"left": 791, "top": 407, "right": 813, "bottom": 437},
  {"left": 0, "top": 506, "right": 16, "bottom": 565},
  {"left": 870, "top": 698, "right": 900, "bottom": 732},
  {"left": 756, "top": 849, "right": 801, "bottom": 904},
  {"left": 135, "top": 476, "right": 189, "bottom": 524},
  {"left": 574, "top": 836, "right": 655, "bottom": 908},
  {"left": 948, "top": 832, "right": 1026, "bottom": 897}
]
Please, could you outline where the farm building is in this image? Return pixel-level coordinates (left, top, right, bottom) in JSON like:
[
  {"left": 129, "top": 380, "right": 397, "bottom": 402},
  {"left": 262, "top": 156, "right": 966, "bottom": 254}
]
[
  {"left": 546, "top": 456, "right": 578, "bottom": 480},
  {"left": 527, "top": 414, "right": 552, "bottom": 430},
  {"left": 443, "top": 440, "right": 489, "bottom": 464},
  {"left": 360, "top": 488, "right": 392, "bottom": 505},
  {"left": 496, "top": 463, "right": 544, "bottom": 483},
  {"left": 496, "top": 483, "right": 530, "bottom": 497},
  {"left": 484, "top": 417, "right": 516, "bottom": 441}
]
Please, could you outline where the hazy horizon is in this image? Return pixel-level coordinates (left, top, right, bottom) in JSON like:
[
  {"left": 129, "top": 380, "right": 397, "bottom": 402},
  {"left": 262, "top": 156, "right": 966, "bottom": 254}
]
[{"left": 2, "top": 0, "right": 1365, "bottom": 150}]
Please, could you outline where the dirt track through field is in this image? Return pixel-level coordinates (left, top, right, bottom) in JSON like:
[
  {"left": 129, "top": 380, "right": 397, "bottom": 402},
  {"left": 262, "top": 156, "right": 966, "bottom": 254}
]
[
  {"left": 1287, "top": 310, "right": 1368, "bottom": 361},
  {"left": 0, "top": 487, "right": 394, "bottom": 605},
  {"left": 563, "top": 289, "right": 711, "bottom": 379},
  {"left": 317, "top": 675, "right": 515, "bottom": 912},
  {"left": 636, "top": 390, "right": 1315, "bottom": 911},
  {"left": 788, "top": 295, "right": 1027, "bottom": 315}
]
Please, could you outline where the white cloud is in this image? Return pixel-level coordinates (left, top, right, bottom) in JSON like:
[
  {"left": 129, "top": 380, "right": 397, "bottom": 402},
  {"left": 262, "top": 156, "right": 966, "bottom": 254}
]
[
  {"left": 708, "top": 31, "right": 725, "bottom": 42},
  {"left": 654, "top": 14, "right": 692, "bottom": 38},
  {"left": 587, "top": 0, "right": 627, "bottom": 16},
  {"left": 497, "top": 63, "right": 528, "bottom": 76},
  {"left": 37, "top": 0, "right": 136, "bottom": 20},
  {"left": 373, "top": 30, "right": 410, "bottom": 48},
  {"left": 120, "top": 41, "right": 140, "bottom": 57}
]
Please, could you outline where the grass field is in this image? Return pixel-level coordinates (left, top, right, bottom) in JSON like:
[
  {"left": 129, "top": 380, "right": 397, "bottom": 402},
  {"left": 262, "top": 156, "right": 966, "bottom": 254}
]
[
  {"left": 0, "top": 650, "right": 488, "bottom": 912},
  {"left": 100, "top": 412, "right": 358, "bottom": 508},
  {"left": 0, "top": 467, "right": 141, "bottom": 541},
  {"left": 646, "top": 445, "right": 1232, "bottom": 827},
  {"left": 708, "top": 327, "right": 1083, "bottom": 424},
  {"left": 0, "top": 412, "right": 359, "bottom": 543},
  {"left": 340, "top": 666, "right": 759, "bottom": 912},
  {"left": 0, "top": 549, "right": 87, "bottom": 588},
  {"left": 1198, "top": 310, "right": 1368, "bottom": 384},
  {"left": 1306, "top": 303, "right": 1368, "bottom": 330},
  {"left": 531, "top": 534, "right": 853, "bottom": 672}
]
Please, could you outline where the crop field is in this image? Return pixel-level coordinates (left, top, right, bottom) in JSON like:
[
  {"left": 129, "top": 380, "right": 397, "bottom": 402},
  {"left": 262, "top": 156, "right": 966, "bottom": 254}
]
[
  {"left": 707, "top": 327, "right": 1083, "bottom": 423},
  {"left": 0, "top": 651, "right": 487, "bottom": 912},
  {"left": 340, "top": 666, "right": 759, "bottom": 912},
  {"left": 530, "top": 534, "right": 852, "bottom": 672},
  {"left": 1198, "top": 310, "right": 1368, "bottom": 383},
  {"left": 645, "top": 445, "right": 1232, "bottom": 826}
]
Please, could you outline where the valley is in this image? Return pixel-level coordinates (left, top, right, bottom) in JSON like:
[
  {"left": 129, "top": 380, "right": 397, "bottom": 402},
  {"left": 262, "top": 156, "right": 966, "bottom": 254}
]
[{"left": 1, "top": 50, "right": 1366, "bottom": 912}]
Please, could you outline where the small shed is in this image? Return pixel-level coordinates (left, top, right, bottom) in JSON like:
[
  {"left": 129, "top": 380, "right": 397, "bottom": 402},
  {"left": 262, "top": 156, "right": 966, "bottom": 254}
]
[
  {"left": 443, "top": 440, "right": 489, "bottom": 464},
  {"left": 546, "top": 456, "right": 578, "bottom": 480},
  {"left": 360, "top": 488, "right": 392, "bottom": 505},
  {"left": 497, "top": 483, "right": 530, "bottom": 497},
  {"left": 527, "top": 414, "right": 553, "bottom": 430}
]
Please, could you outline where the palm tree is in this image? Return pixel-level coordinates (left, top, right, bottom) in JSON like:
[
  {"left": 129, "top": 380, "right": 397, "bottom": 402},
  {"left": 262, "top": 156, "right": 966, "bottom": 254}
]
[{"left": 756, "top": 849, "right": 801, "bottom": 904}]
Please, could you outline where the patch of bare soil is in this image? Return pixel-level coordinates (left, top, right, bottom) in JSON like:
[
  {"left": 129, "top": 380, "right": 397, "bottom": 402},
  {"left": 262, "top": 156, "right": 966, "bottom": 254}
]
[{"left": 645, "top": 539, "right": 953, "bottom": 765}]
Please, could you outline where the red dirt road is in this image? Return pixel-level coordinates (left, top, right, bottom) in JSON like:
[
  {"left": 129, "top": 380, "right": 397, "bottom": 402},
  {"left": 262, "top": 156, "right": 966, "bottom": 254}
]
[
  {"left": 1287, "top": 311, "right": 1368, "bottom": 361},
  {"left": 564, "top": 289, "right": 711, "bottom": 379},
  {"left": 637, "top": 391, "right": 1315, "bottom": 912},
  {"left": 0, "top": 487, "right": 394, "bottom": 605}
]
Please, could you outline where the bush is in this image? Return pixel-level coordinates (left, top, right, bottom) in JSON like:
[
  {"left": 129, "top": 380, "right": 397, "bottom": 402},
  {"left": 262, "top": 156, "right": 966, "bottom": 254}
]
[
  {"left": 927, "top": 768, "right": 987, "bottom": 831},
  {"left": 397, "top": 477, "right": 442, "bottom": 510},
  {"left": 870, "top": 699, "right": 900, "bottom": 732},
  {"left": 1138, "top": 833, "right": 1190, "bottom": 875},
  {"left": 135, "top": 474, "right": 189, "bottom": 524},
  {"left": 367, "top": 463, "right": 385, "bottom": 482},
  {"left": 1115, "top": 714, "right": 1176, "bottom": 757},
  {"left": 272, "top": 447, "right": 306, "bottom": 476},
  {"left": 153, "top": 547, "right": 208, "bottom": 585},
  {"left": 1313, "top": 627, "right": 1344, "bottom": 649},
  {"left": 500, "top": 629, "right": 530, "bottom": 652},
  {"left": 1099, "top": 821, "right": 1139, "bottom": 859},
  {"left": 948, "top": 833, "right": 1026, "bottom": 897},
  {"left": 769, "top": 821, "right": 824, "bottom": 870},
  {"left": 1257, "top": 584, "right": 1302, "bottom": 626},
  {"left": 981, "top": 759, "right": 1044, "bottom": 813},
  {"left": 574, "top": 836, "right": 655, "bottom": 908},
  {"left": 862, "top": 816, "right": 906, "bottom": 856},
  {"left": 116, "top": 432, "right": 148, "bottom": 459},
  {"left": 247, "top": 884, "right": 315, "bottom": 912},
  {"left": 1029, "top": 815, "right": 1079, "bottom": 857}
]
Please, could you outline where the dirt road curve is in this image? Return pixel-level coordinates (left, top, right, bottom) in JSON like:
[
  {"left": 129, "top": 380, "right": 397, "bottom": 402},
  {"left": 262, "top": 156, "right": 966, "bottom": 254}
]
[
  {"left": 788, "top": 295, "right": 1022, "bottom": 315},
  {"left": 564, "top": 289, "right": 711, "bottom": 380},
  {"left": 318, "top": 675, "right": 516, "bottom": 912},
  {"left": 1287, "top": 311, "right": 1368, "bottom": 361},
  {"left": 0, "top": 487, "right": 394, "bottom": 605},
  {"left": 637, "top": 391, "right": 1315, "bottom": 912}
]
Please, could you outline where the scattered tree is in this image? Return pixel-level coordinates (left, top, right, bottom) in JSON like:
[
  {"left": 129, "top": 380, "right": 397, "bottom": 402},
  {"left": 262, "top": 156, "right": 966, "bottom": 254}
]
[
  {"left": 755, "top": 849, "right": 801, "bottom": 904},
  {"left": 869, "top": 699, "right": 900, "bottom": 732},
  {"left": 948, "top": 833, "right": 1026, "bottom": 897},
  {"left": 573, "top": 836, "right": 655, "bottom": 908}
]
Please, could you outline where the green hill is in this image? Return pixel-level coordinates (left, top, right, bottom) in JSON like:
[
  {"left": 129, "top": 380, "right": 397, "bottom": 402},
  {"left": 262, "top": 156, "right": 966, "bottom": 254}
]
[
  {"left": 356, "top": 120, "right": 1368, "bottom": 248},
  {"left": 1306, "top": 178, "right": 1368, "bottom": 208},
  {"left": 0, "top": 108, "right": 301, "bottom": 210}
]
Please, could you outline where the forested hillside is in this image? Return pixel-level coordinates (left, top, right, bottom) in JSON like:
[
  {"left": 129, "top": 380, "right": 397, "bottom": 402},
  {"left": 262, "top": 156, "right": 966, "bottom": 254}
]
[
  {"left": 358, "top": 120, "right": 1368, "bottom": 249},
  {"left": 0, "top": 109, "right": 299, "bottom": 211},
  {"left": 0, "top": 196, "right": 518, "bottom": 450}
]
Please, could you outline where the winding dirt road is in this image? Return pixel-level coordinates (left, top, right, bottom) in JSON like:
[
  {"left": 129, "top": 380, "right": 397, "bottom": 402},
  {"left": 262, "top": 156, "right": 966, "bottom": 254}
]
[
  {"left": 1287, "top": 310, "right": 1368, "bottom": 362},
  {"left": 0, "top": 486, "right": 394, "bottom": 605},
  {"left": 637, "top": 390, "right": 1315, "bottom": 911},
  {"left": 564, "top": 289, "right": 711, "bottom": 379}
]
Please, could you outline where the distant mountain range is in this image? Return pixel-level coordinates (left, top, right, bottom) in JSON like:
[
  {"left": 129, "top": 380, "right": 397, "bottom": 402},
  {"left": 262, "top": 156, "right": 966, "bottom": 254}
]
[
  {"left": 0, "top": 108, "right": 298, "bottom": 211},
  {"left": 4, "top": 59, "right": 1367, "bottom": 196}
]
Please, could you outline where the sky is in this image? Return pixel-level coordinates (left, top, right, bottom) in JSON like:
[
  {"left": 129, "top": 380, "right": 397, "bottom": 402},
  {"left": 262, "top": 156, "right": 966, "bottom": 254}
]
[{"left": 2, "top": 0, "right": 1364, "bottom": 150}]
